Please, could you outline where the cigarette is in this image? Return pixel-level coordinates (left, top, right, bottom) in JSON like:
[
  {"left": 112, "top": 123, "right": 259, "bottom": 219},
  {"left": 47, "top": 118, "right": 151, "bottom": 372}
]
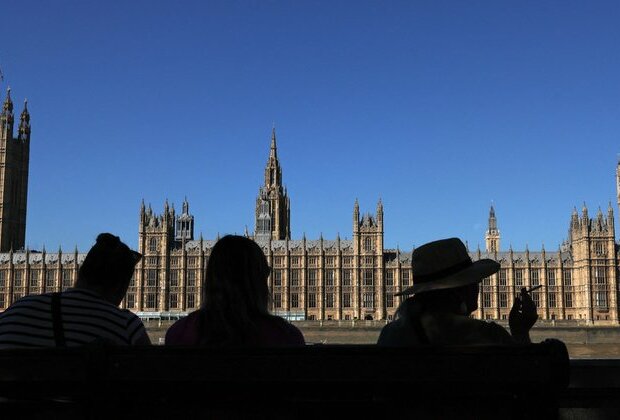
[{"left": 526, "top": 285, "right": 543, "bottom": 293}]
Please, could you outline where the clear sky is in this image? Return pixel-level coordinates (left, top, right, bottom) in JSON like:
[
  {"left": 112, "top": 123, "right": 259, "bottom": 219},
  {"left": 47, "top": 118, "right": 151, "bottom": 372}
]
[{"left": 1, "top": 0, "right": 619, "bottom": 252}]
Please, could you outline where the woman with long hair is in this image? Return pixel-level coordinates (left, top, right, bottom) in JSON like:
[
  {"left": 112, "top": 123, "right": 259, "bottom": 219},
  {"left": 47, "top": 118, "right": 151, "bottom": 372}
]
[{"left": 166, "top": 235, "right": 304, "bottom": 346}]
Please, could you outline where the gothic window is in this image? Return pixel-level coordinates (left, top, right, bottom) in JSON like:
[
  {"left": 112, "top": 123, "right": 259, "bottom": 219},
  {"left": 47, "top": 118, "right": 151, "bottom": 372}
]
[
  {"left": 325, "top": 293, "right": 334, "bottom": 308},
  {"left": 498, "top": 269, "right": 507, "bottom": 286},
  {"left": 146, "top": 269, "right": 157, "bottom": 287},
  {"left": 291, "top": 293, "right": 299, "bottom": 308},
  {"left": 146, "top": 293, "right": 156, "bottom": 308},
  {"left": 308, "top": 257, "right": 318, "bottom": 266},
  {"left": 274, "top": 293, "right": 282, "bottom": 308},
  {"left": 308, "top": 269, "right": 317, "bottom": 286},
  {"left": 308, "top": 293, "right": 317, "bottom": 308},
  {"left": 342, "top": 293, "right": 351, "bottom": 308},
  {"left": 169, "top": 293, "right": 178, "bottom": 309},
  {"left": 169, "top": 270, "right": 179, "bottom": 287},
  {"left": 564, "top": 292, "right": 573, "bottom": 308},
  {"left": 514, "top": 269, "right": 524, "bottom": 287},
  {"left": 14, "top": 271, "right": 23, "bottom": 287},
  {"left": 401, "top": 270, "right": 410, "bottom": 286},
  {"left": 386, "top": 294, "right": 394, "bottom": 308},
  {"left": 291, "top": 269, "right": 300, "bottom": 286},
  {"left": 343, "top": 257, "right": 352, "bottom": 267},
  {"left": 342, "top": 270, "right": 352, "bottom": 286},
  {"left": 530, "top": 269, "right": 540, "bottom": 286},
  {"left": 325, "top": 256, "right": 335, "bottom": 266},
  {"left": 385, "top": 270, "right": 394, "bottom": 286},
  {"left": 325, "top": 270, "right": 335, "bottom": 286},
  {"left": 531, "top": 292, "right": 540, "bottom": 308},
  {"left": 562, "top": 269, "right": 572, "bottom": 286},
  {"left": 483, "top": 292, "right": 492, "bottom": 308},
  {"left": 274, "top": 256, "right": 284, "bottom": 267},
  {"left": 0, "top": 293, "right": 5, "bottom": 309},
  {"left": 149, "top": 238, "right": 158, "bottom": 253},
  {"left": 148, "top": 256, "right": 157, "bottom": 265},
  {"left": 29, "top": 271, "right": 39, "bottom": 287},
  {"left": 187, "top": 294, "right": 196, "bottom": 309},
  {"left": 499, "top": 293, "right": 508, "bottom": 308},
  {"left": 363, "top": 269, "right": 373, "bottom": 286},
  {"left": 364, "top": 237, "right": 373, "bottom": 252},
  {"left": 126, "top": 293, "right": 135, "bottom": 309},
  {"left": 594, "top": 266, "right": 608, "bottom": 308},
  {"left": 187, "top": 270, "right": 196, "bottom": 287},
  {"left": 291, "top": 257, "right": 300, "bottom": 266},
  {"left": 363, "top": 292, "right": 374, "bottom": 308},
  {"left": 548, "top": 293, "right": 557, "bottom": 308},
  {"left": 364, "top": 256, "right": 373, "bottom": 266},
  {"left": 482, "top": 277, "right": 491, "bottom": 286},
  {"left": 547, "top": 269, "right": 556, "bottom": 286},
  {"left": 0, "top": 271, "right": 5, "bottom": 288},
  {"left": 594, "top": 242, "right": 604, "bottom": 255},
  {"left": 273, "top": 270, "right": 282, "bottom": 287},
  {"left": 45, "top": 270, "right": 55, "bottom": 288},
  {"left": 62, "top": 270, "right": 72, "bottom": 288}
]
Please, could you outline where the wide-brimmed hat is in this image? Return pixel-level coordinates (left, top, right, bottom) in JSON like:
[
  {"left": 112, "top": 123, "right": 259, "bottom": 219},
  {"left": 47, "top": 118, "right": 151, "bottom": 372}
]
[{"left": 396, "top": 238, "right": 499, "bottom": 296}]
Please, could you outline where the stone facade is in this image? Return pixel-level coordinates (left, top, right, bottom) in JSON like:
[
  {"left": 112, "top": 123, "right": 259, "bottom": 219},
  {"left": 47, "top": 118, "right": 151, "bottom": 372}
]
[
  {"left": 0, "top": 88, "right": 30, "bottom": 252},
  {"left": 0, "top": 127, "right": 618, "bottom": 325}
]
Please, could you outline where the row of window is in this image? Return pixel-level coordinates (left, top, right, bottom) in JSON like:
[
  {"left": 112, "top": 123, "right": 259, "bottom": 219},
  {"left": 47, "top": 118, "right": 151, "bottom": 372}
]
[
  {"left": 271, "top": 269, "right": 411, "bottom": 287},
  {"left": 273, "top": 292, "right": 381, "bottom": 309},
  {"left": 0, "top": 270, "right": 75, "bottom": 288},
  {"left": 125, "top": 293, "right": 198, "bottom": 310}
]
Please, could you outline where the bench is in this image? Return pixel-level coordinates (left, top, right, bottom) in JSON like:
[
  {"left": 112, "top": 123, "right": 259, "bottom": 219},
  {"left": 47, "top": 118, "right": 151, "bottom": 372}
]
[{"left": 0, "top": 339, "right": 569, "bottom": 419}]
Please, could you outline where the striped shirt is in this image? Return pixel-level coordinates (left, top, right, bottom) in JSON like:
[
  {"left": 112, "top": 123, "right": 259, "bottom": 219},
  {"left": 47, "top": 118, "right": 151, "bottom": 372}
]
[{"left": 0, "top": 288, "right": 149, "bottom": 349}]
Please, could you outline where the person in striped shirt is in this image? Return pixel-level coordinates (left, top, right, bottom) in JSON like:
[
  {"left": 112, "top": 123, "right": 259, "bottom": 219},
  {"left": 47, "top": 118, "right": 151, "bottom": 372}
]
[{"left": 0, "top": 233, "right": 150, "bottom": 348}]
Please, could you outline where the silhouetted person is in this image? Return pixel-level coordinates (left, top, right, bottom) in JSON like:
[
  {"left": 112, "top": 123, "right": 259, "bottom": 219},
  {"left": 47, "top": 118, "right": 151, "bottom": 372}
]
[
  {"left": 0, "top": 233, "right": 150, "bottom": 348},
  {"left": 166, "top": 235, "right": 305, "bottom": 346},
  {"left": 378, "top": 238, "right": 538, "bottom": 346}
]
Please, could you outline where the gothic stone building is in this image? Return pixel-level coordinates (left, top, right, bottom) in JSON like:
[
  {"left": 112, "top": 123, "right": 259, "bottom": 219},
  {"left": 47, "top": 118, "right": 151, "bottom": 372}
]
[{"left": 0, "top": 122, "right": 619, "bottom": 324}]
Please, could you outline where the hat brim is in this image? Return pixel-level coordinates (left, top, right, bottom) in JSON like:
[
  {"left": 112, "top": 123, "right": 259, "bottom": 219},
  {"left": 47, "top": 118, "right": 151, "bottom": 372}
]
[{"left": 396, "top": 259, "right": 500, "bottom": 296}]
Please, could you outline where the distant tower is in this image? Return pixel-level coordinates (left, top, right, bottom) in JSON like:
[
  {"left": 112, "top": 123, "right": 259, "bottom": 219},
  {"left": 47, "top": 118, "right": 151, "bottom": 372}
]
[
  {"left": 254, "top": 127, "right": 290, "bottom": 240},
  {"left": 175, "top": 197, "right": 194, "bottom": 241},
  {"left": 0, "top": 88, "right": 30, "bottom": 251},
  {"left": 485, "top": 205, "right": 500, "bottom": 253}
]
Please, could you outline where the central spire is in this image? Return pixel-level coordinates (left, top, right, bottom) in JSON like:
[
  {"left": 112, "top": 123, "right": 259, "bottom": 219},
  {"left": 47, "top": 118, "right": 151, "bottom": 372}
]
[
  {"left": 255, "top": 126, "right": 290, "bottom": 241},
  {"left": 270, "top": 125, "right": 277, "bottom": 159}
]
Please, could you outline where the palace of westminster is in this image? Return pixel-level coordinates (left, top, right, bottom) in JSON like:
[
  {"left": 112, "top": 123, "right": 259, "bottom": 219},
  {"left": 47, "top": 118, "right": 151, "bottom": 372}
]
[{"left": 1, "top": 87, "right": 620, "bottom": 324}]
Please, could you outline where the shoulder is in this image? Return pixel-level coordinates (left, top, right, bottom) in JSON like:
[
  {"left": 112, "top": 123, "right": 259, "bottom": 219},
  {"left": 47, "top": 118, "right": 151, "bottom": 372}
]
[
  {"left": 259, "top": 316, "right": 305, "bottom": 346},
  {"left": 463, "top": 317, "right": 514, "bottom": 344},
  {"left": 378, "top": 318, "right": 417, "bottom": 346},
  {"left": 166, "top": 311, "right": 201, "bottom": 345}
]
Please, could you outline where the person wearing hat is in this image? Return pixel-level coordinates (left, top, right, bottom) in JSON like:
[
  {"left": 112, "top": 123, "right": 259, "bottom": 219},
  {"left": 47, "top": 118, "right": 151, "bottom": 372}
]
[
  {"left": 378, "top": 238, "right": 538, "bottom": 346},
  {"left": 0, "top": 233, "right": 150, "bottom": 348}
]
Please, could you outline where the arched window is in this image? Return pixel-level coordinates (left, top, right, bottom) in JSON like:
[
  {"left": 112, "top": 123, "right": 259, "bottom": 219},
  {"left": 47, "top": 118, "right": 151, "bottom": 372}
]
[
  {"left": 364, "top": 237, "right": 373, "bottom": 252},
  {"left": 149, "top": 237, "right": 158, "bottom": 252}
]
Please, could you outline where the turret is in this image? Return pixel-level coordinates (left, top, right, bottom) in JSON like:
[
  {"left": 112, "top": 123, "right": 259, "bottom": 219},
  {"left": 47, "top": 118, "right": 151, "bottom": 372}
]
[
  {"left": 18, "top": 99, "right": 30, "bottom": 142},
  {"left": 485, "top": 205, "right": 501, "bottom": 253},
  {"left": 0, "top": 88, "right": 13, "bottom": 135}
]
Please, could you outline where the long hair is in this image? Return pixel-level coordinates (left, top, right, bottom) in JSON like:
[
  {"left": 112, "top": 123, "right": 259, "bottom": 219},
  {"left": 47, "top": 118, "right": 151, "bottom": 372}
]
[{"left": 199, "top": 235, "right": 272, "bottom": 345}]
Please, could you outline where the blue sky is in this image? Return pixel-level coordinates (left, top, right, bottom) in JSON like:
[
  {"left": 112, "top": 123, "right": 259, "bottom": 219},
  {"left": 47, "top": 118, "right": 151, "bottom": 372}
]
[{"left": 1, "top": 0, "right": 619, "bottom": 252}]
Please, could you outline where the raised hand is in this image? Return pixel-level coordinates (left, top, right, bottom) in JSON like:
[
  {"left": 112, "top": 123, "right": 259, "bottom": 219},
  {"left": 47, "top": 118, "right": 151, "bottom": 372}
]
[{"left": 509, "top": 287, "right": 539, "bottom": 343}]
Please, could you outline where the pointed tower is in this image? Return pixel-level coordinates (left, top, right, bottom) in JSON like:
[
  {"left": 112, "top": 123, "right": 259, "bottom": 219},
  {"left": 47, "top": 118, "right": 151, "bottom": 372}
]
[
  {"left": 0, "top": 89, "right": 30, "bottom": 251},
  {"left": 485, "top": 205, "right": 500, "bottom": 253},
  {"left": 175, "top": 197, "right": 194, "bottom": 241},
  {"left": 254, "top": 127, "right": 290, "bottom": 240}
]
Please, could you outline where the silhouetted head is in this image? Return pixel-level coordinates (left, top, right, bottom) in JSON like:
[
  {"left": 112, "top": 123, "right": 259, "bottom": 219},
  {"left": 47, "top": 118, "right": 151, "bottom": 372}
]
[
  {"left": 200, "top": 235, "right": 271, "bottom": 345},
  {"left": 76, "top": 233, "right": 142, "bottom": 306},
  {"left": 396, "top": 238, "right": 498, "bottom": 317}
]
